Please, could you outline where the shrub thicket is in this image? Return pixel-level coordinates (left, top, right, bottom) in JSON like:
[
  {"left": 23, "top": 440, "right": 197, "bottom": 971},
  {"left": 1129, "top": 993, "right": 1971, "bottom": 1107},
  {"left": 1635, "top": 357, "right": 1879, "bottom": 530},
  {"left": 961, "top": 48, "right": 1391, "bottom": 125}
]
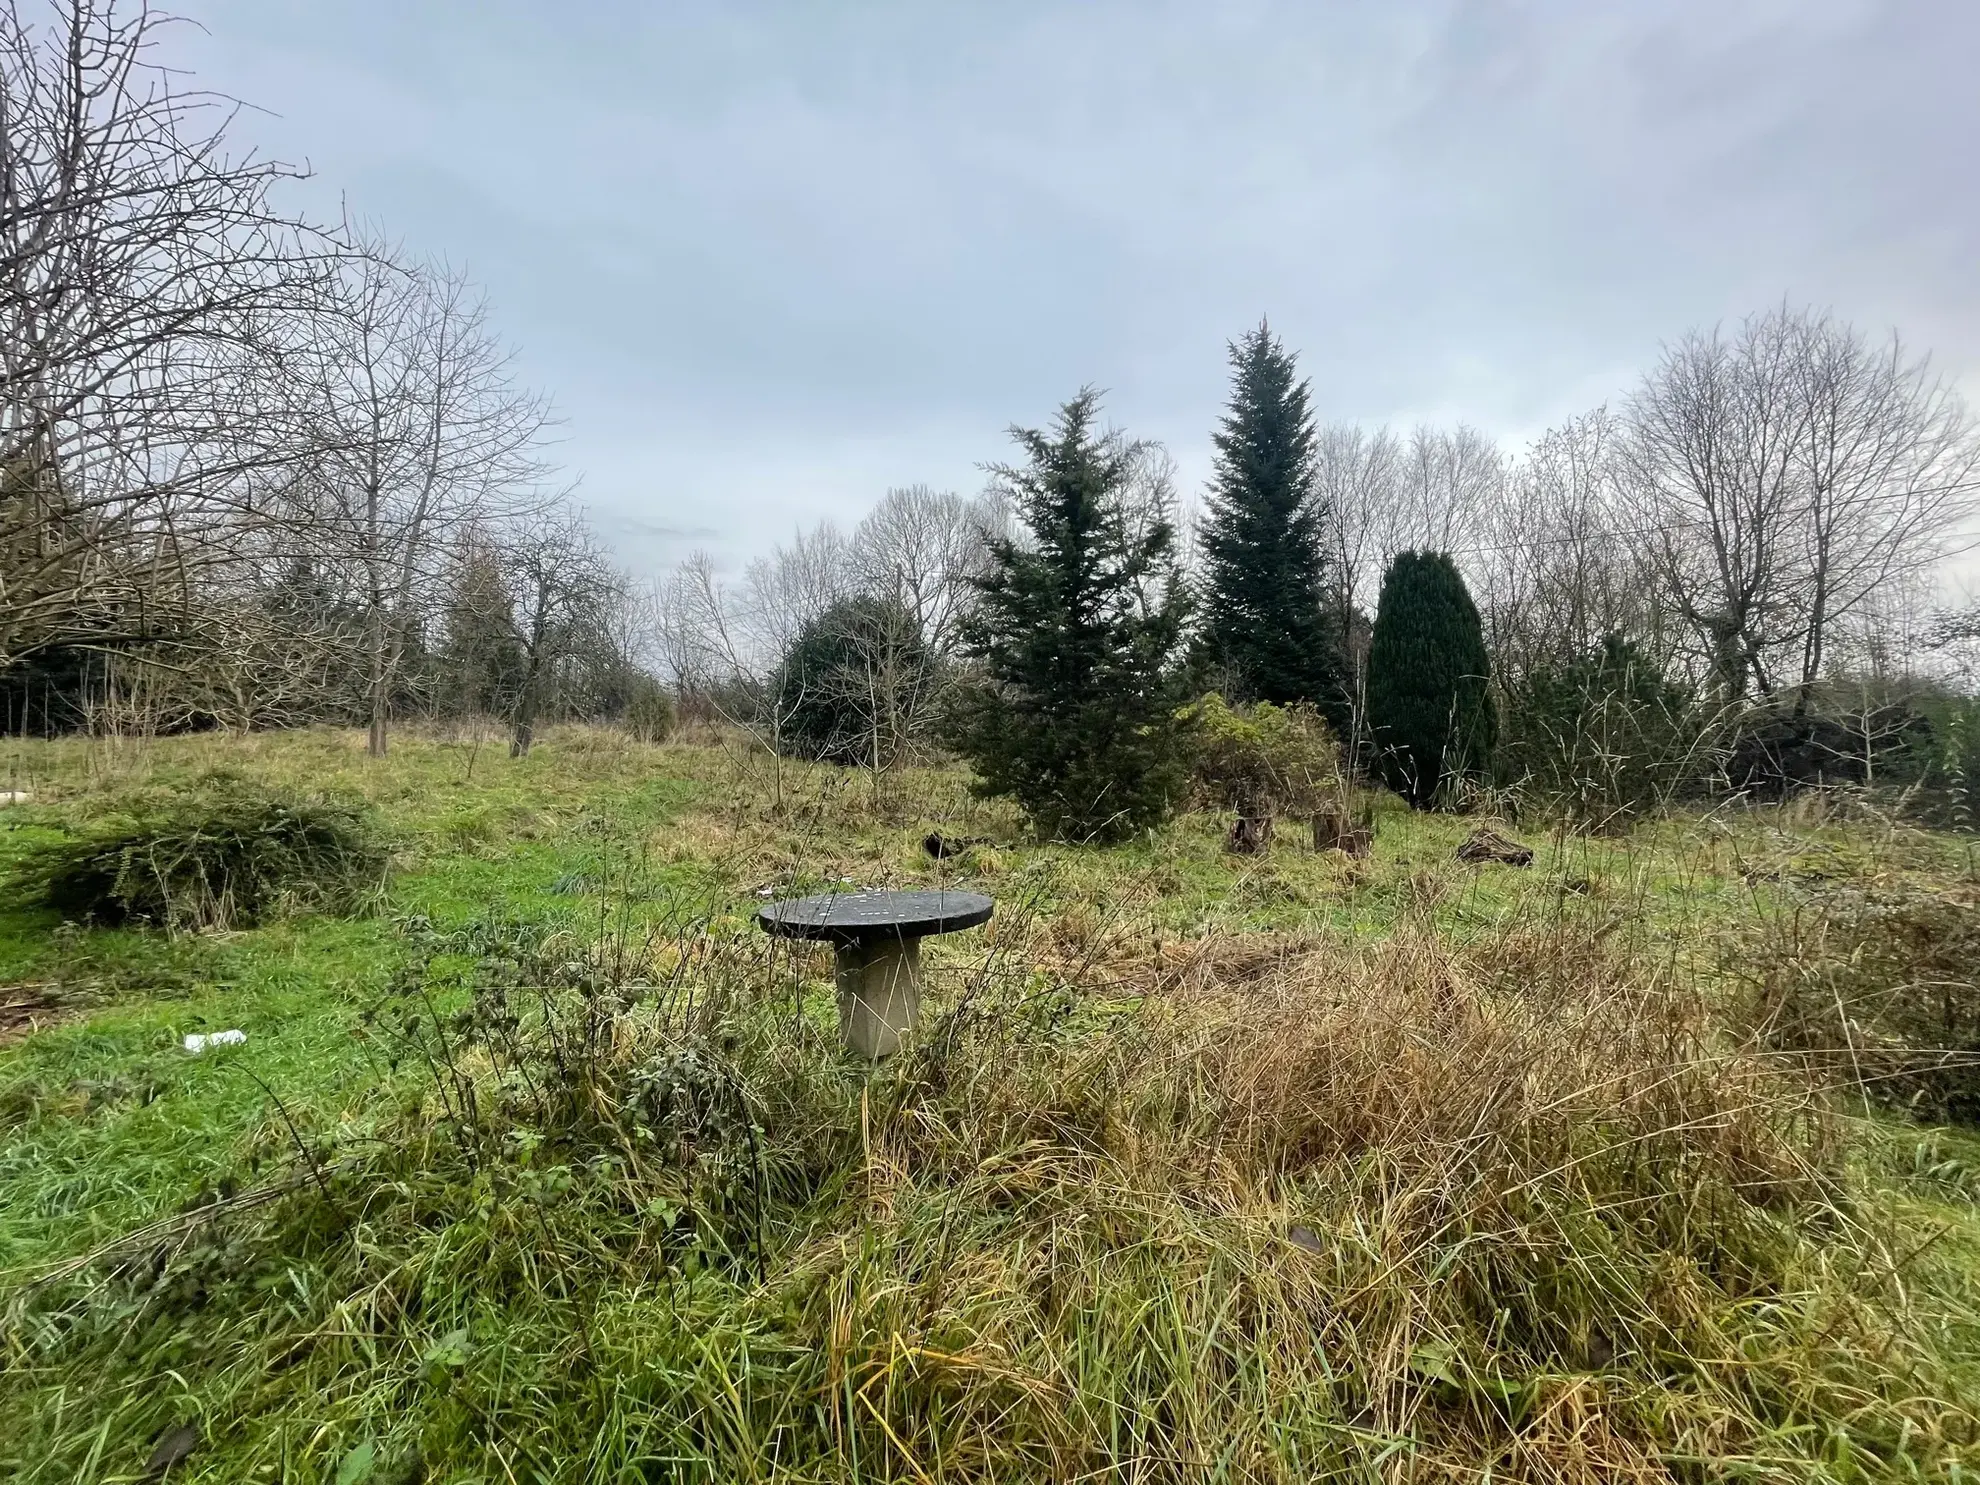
[
  {"left": 1928, "top": 697, "right": 1980, "bottom": 828},
  {"left": 771, "top": 595, "right": 932, "bottom": 765},
  {"left": 1726, "top": 702, "right": 1931, "bottom": 798},
  {"left": 1365, "top": 551, "right": 1495, "bottom": 808},
  {"left": 1500, "top": 634, "right": 1705, "bottom": 828},
  {"left": 16, "top": 775, "right": 389, "bottom": 931},
  {"left": 1182, "top": 693, "right": 1340, "bottom": 849},
  {"left": 621, "top": 672, "right": 677, "bottom": 743}
]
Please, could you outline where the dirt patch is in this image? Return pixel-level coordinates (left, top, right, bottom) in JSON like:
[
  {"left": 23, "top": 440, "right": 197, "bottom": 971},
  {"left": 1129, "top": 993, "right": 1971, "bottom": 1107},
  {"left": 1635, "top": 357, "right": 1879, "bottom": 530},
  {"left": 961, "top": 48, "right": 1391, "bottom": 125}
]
[
  {"left": 1145, "top": 932, "right": 1337, "bottom": 994},
  {"left": 0, "top": 984, "right": 76, "bottom": 1046}
]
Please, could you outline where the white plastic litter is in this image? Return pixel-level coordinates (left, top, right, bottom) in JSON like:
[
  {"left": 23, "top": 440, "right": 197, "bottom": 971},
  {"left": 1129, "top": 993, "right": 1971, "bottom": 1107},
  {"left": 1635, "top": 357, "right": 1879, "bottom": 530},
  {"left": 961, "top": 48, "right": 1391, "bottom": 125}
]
[
  {"left": 0, "top": 790, "right": 28, "bottom": 806},
  {"left": 183, "top": 1029, "right": 248, "bottom": 1054}
]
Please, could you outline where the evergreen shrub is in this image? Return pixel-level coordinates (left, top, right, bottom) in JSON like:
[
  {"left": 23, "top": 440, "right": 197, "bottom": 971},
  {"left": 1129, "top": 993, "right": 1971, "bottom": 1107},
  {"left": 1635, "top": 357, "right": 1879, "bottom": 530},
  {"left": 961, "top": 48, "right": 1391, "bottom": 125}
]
[
  {"left": 1183, "top": 694, "right": 1341, "bottom": 821},
  {"left": 955, "top": 390, "right": 1190, "bottom": 842},
  {"left": 772, "top": 595, "right": 932, "bottom": 766}
]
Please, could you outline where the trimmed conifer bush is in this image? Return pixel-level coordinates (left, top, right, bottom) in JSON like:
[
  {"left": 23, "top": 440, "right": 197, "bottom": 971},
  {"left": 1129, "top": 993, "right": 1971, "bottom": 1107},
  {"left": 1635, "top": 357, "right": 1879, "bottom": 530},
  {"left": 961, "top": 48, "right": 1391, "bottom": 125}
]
[
  {"left": 1365, "top": 550, "right": 1496, "bottom": 808},
  {"left": 771, "top": 595, "right": 933, "bottom": 766}
]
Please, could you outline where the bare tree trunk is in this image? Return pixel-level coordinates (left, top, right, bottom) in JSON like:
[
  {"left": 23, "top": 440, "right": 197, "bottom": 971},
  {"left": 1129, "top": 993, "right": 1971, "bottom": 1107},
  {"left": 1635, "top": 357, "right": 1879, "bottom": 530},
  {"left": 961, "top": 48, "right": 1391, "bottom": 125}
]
[
  {"left": 509, "top": 673, "right": 538, "bottom": 757},
  {"left": 510, "top": 613, "right": 547, "bottom": 758},
  {"left": 367, "top": 669, "right": 389, "bottom": 756}
]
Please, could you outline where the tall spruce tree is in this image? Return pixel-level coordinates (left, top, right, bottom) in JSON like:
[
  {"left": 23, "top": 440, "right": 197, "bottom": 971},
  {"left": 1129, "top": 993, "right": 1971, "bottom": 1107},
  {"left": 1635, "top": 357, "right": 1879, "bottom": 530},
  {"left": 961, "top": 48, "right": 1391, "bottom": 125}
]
[
  {"left": 956, "top": 390, "right": 1191, "bottom": 842},
  {"left": 1365, "top": 550, "right": 1496, "bottom": 808},
  {"left": 1196, "top": 322, "right": 1347, "bottom": 729}
]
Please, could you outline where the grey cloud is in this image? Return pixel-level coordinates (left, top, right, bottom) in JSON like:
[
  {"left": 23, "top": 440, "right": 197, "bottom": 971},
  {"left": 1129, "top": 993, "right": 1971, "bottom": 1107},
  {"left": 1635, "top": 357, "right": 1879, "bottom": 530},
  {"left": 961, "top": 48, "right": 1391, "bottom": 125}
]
[{"left": 180, "top": 0, "right": 1980, "bottom": 569}]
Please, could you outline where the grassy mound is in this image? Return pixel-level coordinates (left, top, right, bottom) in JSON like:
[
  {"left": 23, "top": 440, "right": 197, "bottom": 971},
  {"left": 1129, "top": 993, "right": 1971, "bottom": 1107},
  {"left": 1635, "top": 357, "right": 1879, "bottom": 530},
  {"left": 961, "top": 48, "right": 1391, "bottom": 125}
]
[
  {"left": 16, "top": 774, "right": 389, "bottom": 931},
  {"left": 4, "top": 905, "right": 1970, "bottom": 1482}
]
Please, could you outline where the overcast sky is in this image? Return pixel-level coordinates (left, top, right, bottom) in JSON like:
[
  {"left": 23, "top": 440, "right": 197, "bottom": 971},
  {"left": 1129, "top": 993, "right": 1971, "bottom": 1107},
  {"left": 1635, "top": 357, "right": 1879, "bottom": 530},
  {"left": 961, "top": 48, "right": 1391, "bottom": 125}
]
[{"left": 176, "top": 0, "right": 1980, "bottom": 578}]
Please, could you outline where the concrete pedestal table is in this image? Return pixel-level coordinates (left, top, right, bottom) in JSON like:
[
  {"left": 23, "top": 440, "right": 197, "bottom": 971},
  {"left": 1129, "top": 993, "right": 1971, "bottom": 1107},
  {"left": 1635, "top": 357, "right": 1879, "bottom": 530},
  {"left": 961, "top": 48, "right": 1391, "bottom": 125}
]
[{"left": 757, "top": 889, "right": 994, "bottom": 1058}]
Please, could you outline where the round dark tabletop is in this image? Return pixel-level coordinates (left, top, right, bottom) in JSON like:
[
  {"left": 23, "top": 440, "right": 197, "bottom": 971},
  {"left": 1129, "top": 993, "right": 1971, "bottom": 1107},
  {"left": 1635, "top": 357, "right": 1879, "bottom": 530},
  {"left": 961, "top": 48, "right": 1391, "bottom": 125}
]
[{"left": 756, "top": 889, "right": 994, "bottom": 945}]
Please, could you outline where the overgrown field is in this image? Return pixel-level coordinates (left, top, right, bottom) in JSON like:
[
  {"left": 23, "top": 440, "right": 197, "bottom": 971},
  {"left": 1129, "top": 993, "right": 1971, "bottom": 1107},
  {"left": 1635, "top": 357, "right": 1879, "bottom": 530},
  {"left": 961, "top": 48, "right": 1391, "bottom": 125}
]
[{"left": 3, "top": 725, "right": 1980, "bottom": 1483}]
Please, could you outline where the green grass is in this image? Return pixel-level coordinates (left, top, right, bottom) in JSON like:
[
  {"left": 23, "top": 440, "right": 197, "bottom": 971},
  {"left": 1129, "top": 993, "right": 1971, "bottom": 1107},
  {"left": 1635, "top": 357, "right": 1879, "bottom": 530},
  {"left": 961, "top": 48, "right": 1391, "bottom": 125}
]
[
  {"left": 0, "top": 728, "right": 699, "bottom": 1275},
  {"left": 1, "top": 724, "right": 1977, "bottom": 1481}
]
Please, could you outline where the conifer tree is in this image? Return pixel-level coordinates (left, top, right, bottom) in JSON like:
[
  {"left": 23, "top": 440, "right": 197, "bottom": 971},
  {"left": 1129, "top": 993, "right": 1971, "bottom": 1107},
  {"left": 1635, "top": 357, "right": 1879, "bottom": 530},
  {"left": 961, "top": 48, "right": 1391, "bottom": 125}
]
[
  {"left": 1365, "top": 550, "right": 1496, "bottom": 807},
  {"left": 440, "top": 542, "right": 525, "bottom": 718},
  {"left": 956, "top": 390, "right": 1190, "bottom": 842},
  {"left": 1196, "top": 322, "right": 1347, "bottom": 729}
]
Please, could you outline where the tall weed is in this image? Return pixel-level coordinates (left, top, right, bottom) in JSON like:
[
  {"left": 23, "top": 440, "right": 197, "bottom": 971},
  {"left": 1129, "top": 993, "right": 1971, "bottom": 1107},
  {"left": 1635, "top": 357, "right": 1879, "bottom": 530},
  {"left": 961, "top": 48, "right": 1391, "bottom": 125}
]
[{"left": 5, "top": 900, "right": 1970, "bottom": 1481}]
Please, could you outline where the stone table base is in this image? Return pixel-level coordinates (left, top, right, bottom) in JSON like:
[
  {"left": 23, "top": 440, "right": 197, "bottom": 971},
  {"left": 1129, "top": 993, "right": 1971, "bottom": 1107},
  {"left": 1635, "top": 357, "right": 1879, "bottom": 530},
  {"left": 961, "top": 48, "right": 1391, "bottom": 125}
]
[{"left": 833, "top": 936, "right": 923, "bottom": 1059}]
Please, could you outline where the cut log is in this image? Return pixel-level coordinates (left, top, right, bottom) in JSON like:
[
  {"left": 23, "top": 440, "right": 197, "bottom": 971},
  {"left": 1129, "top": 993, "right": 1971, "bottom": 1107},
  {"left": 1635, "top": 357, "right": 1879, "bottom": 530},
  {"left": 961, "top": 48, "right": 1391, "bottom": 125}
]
[{"left": 1454, "top": 826, "right": 1534, "bottom": 867}]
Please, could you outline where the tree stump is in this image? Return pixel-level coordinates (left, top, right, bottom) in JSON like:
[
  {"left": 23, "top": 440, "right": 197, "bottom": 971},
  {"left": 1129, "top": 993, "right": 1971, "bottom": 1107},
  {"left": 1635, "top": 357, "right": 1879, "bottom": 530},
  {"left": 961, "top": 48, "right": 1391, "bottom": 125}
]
[
  {"left": 1312, "top": 809, "right": 1372, "bottom": 858},
  {"left": 1228, "top": 813, "right": 1274, "bottom": 854}
]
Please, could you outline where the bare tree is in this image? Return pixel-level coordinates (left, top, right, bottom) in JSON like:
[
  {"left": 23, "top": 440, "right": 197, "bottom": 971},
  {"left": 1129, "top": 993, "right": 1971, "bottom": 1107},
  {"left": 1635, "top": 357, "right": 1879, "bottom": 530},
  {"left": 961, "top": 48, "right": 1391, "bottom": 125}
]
[
  {"left": 1315, "top": 422, "right": 1403, "bottom": 624},
  {"left": 1823, "top": 568, "right": 1937, "bottom": 695},
  {"left": 1926, "top": 601, "right": 1980, "bottom": 692},
  {"left": 274, "top": 242, "right": 552, "bottom": 755},
  {"left": 788, "top": 594, "right": 938, "bottom": 790},
  {"left": 1480, "top": 408, "right": 1661, "bottom": 688},
  {"left": 492, "top": 512, "right": 621, "bottom": 757},
  {"left": 1399, "top": 424, "right": 1504, "bottom": 557},
  {"left": 657, "top": 548, "right": 813, "bottom": 806},
  {"left": 739, "top": 521, "right": 850, "bottom": 672},
  {"left": 1315, "top": 423, "right": 1503, "bottom": 620},
  {"left": 1, "top": 0, "right": 329, "bottom": 667},
  {"left": 1111, "top": 436, "right": 1188, "bottom": 625},
  {"left": 1783, "top": 311, "right": 1977, "bottom": 706},
  {"left": 161, "top": 597, "right": 356, "bottom": 731},
  {"left": 1626, "top": 305, "right": 1978, "bottom": 705},
  {"left": 657, "top": 501, "right": 970, "bottom": 801},
  {"left": 1628, "top": 312, "right": 1818, "bottom": 702},
  {"left": 851, "top": 484, "right": 987, "bottom": 654},
  {"left": 651, "top": 553, "right": 719, "bottom": 705}
]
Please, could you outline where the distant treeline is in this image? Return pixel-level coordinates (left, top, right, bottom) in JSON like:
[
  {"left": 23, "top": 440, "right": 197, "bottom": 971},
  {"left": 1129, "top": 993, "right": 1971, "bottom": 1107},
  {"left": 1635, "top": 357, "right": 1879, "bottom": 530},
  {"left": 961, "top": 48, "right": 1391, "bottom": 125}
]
[
  {"left": 6, "top": 0, "right": 1978, "bottom": 828},
  {"left": 657, "top": 318, "right": 1980, "bottom": 833}
]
